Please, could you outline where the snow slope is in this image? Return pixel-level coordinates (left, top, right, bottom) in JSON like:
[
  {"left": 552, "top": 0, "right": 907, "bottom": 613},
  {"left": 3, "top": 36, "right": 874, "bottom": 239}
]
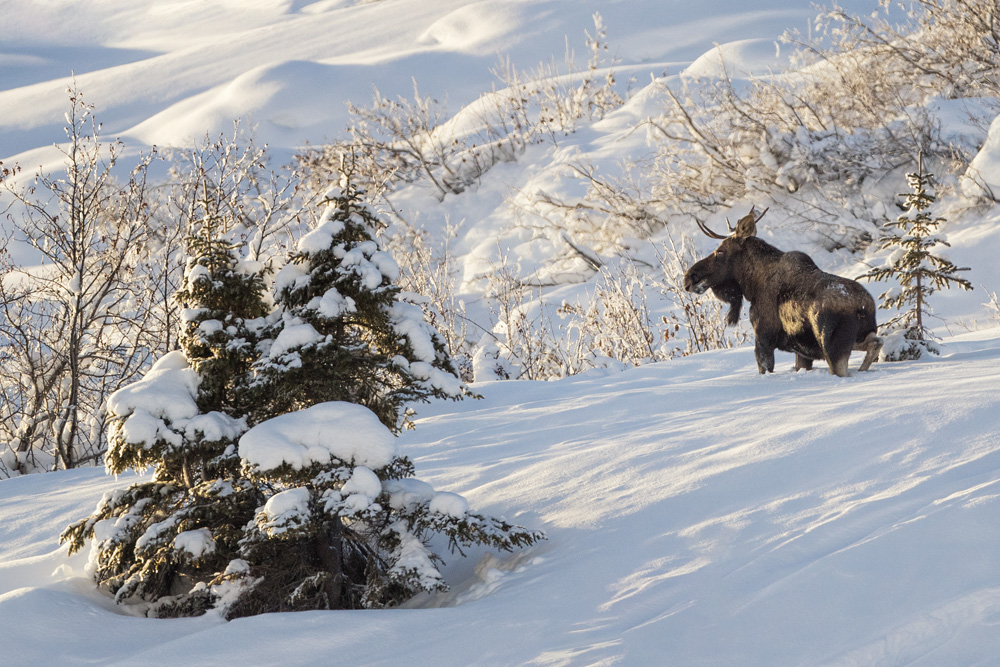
[
  {"left": 4, "top": 0, "right": 1000, "bottom": 665},
  {"left": 9, "top": 0, "right": 994, "bottom": 332},
  {"left": 2, "top": 337, "right": 999, "bottom": 665},
  {"left": 0, "top": 0, "right": 828, "bottom": 162}
]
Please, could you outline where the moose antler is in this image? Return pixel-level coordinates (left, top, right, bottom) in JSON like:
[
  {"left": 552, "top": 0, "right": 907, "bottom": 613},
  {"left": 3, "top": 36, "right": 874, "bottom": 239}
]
[
  {"left": 695, "top": 206, "right": 769, "bottom": 240},
  {"left": 696, "top": 217, "right": 728, "bottom": 239}
]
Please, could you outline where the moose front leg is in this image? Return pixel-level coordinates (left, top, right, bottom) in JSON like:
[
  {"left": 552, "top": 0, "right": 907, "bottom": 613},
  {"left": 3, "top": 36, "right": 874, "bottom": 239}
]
[
  {"left": 855, "top": 332, "right": 883, "bottom": 372},
  {"left": 794, "top": 354, "right": 814, "bottom": 371},
  {"left": 754, "top": 339, "right": 776, "bottom": 374}
]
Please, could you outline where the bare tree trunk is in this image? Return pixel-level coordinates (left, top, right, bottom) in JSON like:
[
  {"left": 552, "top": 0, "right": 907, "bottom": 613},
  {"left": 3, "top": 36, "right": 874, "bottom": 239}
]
[{"left": 316, "top": 518, "right": 346, "bottom": 609}]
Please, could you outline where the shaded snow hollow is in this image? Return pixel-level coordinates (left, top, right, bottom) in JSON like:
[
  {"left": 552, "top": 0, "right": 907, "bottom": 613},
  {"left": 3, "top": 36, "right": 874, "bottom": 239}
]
[{"left": 1, "top": 335, "right": 999, "bottom": 665}]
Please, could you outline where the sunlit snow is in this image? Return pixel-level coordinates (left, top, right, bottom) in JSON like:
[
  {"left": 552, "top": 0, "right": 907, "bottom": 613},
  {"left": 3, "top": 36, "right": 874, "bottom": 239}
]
[{"left": 2, "top": 0, "right": 1000, "bottom": 665}]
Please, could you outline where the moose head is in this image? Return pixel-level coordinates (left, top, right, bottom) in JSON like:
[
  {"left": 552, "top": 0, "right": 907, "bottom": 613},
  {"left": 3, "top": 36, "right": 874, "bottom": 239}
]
[{"left": 682, "top": 207, "right": 768, "bottom": 325}]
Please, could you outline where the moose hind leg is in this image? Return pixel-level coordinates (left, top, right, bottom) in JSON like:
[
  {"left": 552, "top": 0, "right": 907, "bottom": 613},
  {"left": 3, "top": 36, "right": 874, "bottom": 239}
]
[
  {"left": 818, "top": 317, "right": 856, "bottom": 378},
  {"left": 856, "top": 332, "right": 883, "bottom": 372}
]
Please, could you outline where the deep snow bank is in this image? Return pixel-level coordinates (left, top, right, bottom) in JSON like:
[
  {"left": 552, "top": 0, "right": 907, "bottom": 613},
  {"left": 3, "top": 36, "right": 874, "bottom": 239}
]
[{"left": 1, "top": 336, "right": 999, "bottom": 665}]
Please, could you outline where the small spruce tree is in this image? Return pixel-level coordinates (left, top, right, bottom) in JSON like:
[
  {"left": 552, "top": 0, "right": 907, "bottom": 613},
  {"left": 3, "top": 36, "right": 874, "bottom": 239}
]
[
  {"left": 61, "top": 222, "right": 271, "bottom": 617},
  {"left": 230, "top": 169, "right": 539, "bottom": 616},
  {"left": 860, "top": 155, "right": 972, "bottom": 360}
]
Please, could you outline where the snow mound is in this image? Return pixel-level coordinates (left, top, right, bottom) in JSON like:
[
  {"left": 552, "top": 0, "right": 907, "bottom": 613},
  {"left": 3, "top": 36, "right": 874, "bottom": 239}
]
[
  {"left": 682, "top": 37, "right": 788, "bottom": 79},
  {"left": 965, "top": 112, "right": 1000, "bottom": 199},
  {"left": 417, "top": 2, "right": 526, "bottom": 53},
  {"left": 239, "top": 401, "right": 398, "bottom": 471}
]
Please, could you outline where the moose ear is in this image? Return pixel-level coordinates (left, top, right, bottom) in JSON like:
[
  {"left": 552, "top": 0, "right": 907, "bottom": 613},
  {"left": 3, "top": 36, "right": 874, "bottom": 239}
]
[{"left": 733, "top": 206, "right": 767, "bottom": 238}]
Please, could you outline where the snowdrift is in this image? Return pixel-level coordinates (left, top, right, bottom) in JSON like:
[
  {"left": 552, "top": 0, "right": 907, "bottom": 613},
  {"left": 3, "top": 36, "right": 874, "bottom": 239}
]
[{"left": 2, "top": 337, "right": 999, "bottom": 665}]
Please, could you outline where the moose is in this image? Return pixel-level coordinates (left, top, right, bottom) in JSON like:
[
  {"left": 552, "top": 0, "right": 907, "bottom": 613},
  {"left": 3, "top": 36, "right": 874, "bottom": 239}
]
[{"left": 683, "top": 207, "right": 882, "bottom": 377}]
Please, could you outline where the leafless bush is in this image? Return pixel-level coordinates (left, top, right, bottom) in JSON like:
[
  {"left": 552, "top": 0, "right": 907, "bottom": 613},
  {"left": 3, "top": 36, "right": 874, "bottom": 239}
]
[
  {"left": 558, "top": 262, "right": 671, "bottom": 368},
  {"left": 651, "top": 236, "right": 751, "bottom": 356},
  {"left": 297, "top": 13, "right": 625, "bottom": 204},
  {"left": 166, "top": 121, "right": 305, "bottom": 262},
  {"left": 385, "top": 215, "right": 474, "bottom": 381},
  {"left": 521, "top": 160, "right": 667, "bottom": 255},
  {"left": 985, "top": 287, "right": 1000, "bottom": 326},
  {"left": 795, "top": 0, "right": 1000, "bottom": 100},
  {"left": 476, "top": 241, "right": 744, "bottom": 382},
  {"left": 480, "top": 253, "right": 566, "bottom": 380},
  {"left": 489, "top": 12, "right": 623, "bottom": 146},
  {"left": 641, "top": 0, "right": 997, "bottom": 226},
  {"left": 0, "top": 110, "right": 310, "bottom": 476},
  {"left": 343, "top": 80, "right": 469, "bottom": 199},
  {"left": 0, "top": 87, "right": 162, "bottom": 473},
  {"left": 648, "top": 65, "right": 950, "bottom": 225}
]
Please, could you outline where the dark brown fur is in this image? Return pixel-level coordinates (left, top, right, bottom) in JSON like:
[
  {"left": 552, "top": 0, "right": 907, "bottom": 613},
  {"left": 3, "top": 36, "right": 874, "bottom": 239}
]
[{"left": 684, "top": 212, "right": 882, "bottom": 377}]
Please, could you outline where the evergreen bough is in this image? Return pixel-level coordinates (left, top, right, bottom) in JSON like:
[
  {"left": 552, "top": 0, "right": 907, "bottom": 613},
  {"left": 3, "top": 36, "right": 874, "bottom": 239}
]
[
  {"left": 859, "top": 156, "right": 972, "bottom": 360},
  {"left": 62, "top": 172, "right": 543, "bottom": 619}
]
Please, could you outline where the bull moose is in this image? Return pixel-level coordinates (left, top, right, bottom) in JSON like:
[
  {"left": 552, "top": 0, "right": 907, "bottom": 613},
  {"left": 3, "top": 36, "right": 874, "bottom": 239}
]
[{"left": 683, "top": 207, "right": 882, "bottom": 377}]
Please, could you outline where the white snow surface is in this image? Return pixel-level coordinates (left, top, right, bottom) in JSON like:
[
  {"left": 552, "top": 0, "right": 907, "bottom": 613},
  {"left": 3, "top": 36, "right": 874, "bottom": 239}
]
[
  {"left": 239, "top": 401, "right": 398, "bottom": 471},
  {"left": 5, "top": 0, "right": 1000, "bottom": 665},
  {"left": 3, "top": 336, "right": 1000, "bottom": 665}
]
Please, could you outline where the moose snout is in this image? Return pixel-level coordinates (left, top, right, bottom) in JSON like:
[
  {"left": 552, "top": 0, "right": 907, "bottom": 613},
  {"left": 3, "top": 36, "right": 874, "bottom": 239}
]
[{"left": 683, "top": 271, "right": 707, "bottom": 294}]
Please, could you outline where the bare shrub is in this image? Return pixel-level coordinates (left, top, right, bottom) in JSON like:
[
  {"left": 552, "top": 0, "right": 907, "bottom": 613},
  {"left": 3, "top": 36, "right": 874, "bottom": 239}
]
[
  {"left": 489, "top": 13, "right": 623, "bottom": 146},
  {"left": 638, "top": 0, "right": 1000, "bottom": 228},
  {"left": 522, "top": 160, "right": 667, "bottom": 255},
  {"left": 480, "top": 253, "right": 565, "bottom": 381},
  {"left": 796, "top": 0, "right": 1000, "bottom": 100},
  {"left": 558, "top": 262, "right": 671, "bottom": 369},
  {"left": 166, "top": 122, "right": 304, "bottom": 263},
  {"left": 297, "top": 13, "right": 625, "bottom": 204},
  {"left": 343, "top": 80, "right": 467, "bottom": 199},
  {"left": 385, "top": 215, "right": 474, "bottom": 381},
  {"left": 647, "top": 61, "right": 953, "bottom": 227},
  {"left": 476, "top": 241, "right": 744, "bottom": 382},
  {"left": 985, "top": 288, "right": 1000, "bottom": 327},
  {"left": 651, "top": 236, "right": 752, "bottom": 356},
  {"left": 0, "top": 87, "right": 162, "bottom": 473}
]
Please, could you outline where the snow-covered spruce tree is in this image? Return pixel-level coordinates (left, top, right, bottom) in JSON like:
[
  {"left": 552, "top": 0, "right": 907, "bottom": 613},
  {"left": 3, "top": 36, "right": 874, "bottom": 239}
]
[
  {"left": 61, "top": 225, "right": 271, "bottom": 618},
  {"left": 63, "top": 167, "right": 543, "bottom": 619},
  {"left": 233, "top": 400, "right": 543, "bottom": 614},
  {"left": 860, "top": 157, "right": 972, "bottom": 359},
  {"left": 251, "top": 169, "right": 468, "bottom": 430},
  {"left": 228, "top": 170, "right": 541, "bottom": 616}
]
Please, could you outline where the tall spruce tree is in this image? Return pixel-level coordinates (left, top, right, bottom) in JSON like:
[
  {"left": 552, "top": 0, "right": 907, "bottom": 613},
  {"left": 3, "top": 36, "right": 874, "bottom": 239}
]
[
  {"left": 251, "top": 170, "right": 467, "bottom": 430},
  {"left": 860, "top": 155, "right": 972, "bottom": 359},
  {"left": 63, "top": 167, "right": 544, "bottom": 619}
]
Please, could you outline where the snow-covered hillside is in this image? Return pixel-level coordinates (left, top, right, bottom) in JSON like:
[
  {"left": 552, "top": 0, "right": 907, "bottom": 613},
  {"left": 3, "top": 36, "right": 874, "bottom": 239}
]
[
  {"left": 2, "top": 336, "right": 1000, "bottom": 665},
  {"left": 4, "top": 0, "right": 1000, "bottom": 664},
  {"left": 1, "top": 0, "right": 849, "bottom": 163},
  {"left": 5, "top": 0, "right": 997, "bottom": 327}
]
